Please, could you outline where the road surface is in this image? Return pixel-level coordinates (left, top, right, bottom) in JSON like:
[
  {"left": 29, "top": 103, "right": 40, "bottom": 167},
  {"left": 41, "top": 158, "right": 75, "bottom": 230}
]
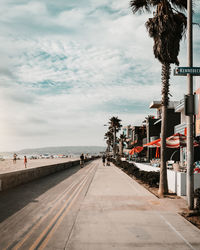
[{"left": 0, "top": 159, "right": 200, "bottom": 249}]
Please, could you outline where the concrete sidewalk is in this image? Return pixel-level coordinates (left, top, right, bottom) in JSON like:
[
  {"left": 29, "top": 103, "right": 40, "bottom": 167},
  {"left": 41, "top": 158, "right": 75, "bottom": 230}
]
[{"left": 66, "top": 160, "right": 200, "bottom": 250}]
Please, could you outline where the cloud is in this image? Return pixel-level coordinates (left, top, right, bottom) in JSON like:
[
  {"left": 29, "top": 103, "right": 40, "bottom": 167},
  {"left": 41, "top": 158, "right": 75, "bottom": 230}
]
[{"left": 0, "top": 0, "right": 200, "bottom": 151}]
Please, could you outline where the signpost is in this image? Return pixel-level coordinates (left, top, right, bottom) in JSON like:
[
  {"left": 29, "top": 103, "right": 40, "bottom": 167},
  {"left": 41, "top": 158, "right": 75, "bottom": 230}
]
[{"left": 174, "top": 67, "right": 200, "bottom": 76}]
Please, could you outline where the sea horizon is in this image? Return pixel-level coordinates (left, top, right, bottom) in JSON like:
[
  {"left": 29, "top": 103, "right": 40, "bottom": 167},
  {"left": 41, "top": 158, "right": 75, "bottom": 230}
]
[{"left": 0, "top": 145, "right": 106, "bottom": 159}]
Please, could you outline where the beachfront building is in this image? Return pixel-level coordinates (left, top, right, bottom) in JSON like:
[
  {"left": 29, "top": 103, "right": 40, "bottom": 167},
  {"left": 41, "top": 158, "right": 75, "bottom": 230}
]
[
  {"left": 147, "top": 101, "right": 181, "bottom": 162},
  {"left": 122, "top": 125, "right": 133, "bottom": 149},
  {"left": 131, "top": 126, "right": 147, "bottom": 158},
  {"left": 174, "top": 99, "right": 187, "bottom": 166},
  {"left": 143, "top": 115, "right": 161, "bottom": 162},
  {"left": 175, "top": 96, "right": 200, "bottom": 165},
  {"left": 132, "top": 126, "right": 146, "bottom": 147}
]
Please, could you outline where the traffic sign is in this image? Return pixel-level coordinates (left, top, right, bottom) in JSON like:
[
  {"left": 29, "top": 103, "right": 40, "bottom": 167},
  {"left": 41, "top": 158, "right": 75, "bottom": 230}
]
[{"left": 174, "top": 67, "right": 200, "bottom": 76}]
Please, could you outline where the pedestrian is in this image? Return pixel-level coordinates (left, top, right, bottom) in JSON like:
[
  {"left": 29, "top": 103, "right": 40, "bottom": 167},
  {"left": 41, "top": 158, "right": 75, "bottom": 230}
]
[
  {"left": 24, "top": 156, "right": 27, "bottom": 168},
  {"left": 102, "top": 154, "right": 106, "bottom": 166},
  {"left": 80, "top": 153, "right": 84, "bottom": 168},
  {"left": 13, "top": 153, "right": 17, "bottom": 164},
  {"left": 106, "top": 155, "right": 110, "bottom": 166}
]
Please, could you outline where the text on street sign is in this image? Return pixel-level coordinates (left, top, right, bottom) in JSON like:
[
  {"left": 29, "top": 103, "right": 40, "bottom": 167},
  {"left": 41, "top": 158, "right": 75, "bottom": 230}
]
[{"left": 174, "top": 67, "right": 200, "bottom": 76}]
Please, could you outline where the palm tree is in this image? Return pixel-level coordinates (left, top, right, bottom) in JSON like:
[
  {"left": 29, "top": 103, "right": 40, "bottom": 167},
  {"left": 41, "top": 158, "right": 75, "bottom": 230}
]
[
  {"left": 119, "top": 133, "right": 127, "bottom": 156},
  {"left": 130, "top": 0, "right": 187, "bottom": 196},
  {"left": 104, "top": 130, "right": 114, "bottom": 153},
  {"left": 109, "top": 116, "right": 122, "bottom": 157}
]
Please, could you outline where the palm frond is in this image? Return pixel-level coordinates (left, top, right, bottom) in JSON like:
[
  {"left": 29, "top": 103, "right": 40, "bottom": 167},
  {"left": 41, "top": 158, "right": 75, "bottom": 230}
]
[
  {"left": 145, "top": 2, "right": 186, "bottom": 66},
  {"left": 130, "top": 0, "right": 151, "bottom": 13},
  {"left": 151, "top": 0, "right": 162, "bottom": 6},
  {"left": 170, "top": 0, "right": 187, "bottom": 11}
]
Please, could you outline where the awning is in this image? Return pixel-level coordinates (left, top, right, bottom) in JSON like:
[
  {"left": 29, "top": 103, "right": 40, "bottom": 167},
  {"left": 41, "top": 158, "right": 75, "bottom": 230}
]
[{"left": 144, "top": 133, "right": 199, "bottom": 148}]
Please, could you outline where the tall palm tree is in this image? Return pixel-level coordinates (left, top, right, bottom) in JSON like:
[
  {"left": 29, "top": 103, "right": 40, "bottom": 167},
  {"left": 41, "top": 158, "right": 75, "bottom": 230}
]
[
  {"left": 104, "top": 130, "right": 114, "bottom": 153},
  {"left": 130, "top": 0, "right": 187, "bottom": 196},
  {"left": 119, "top": 133, "right": 127, "bottom": 156},
  {"left": 109, "top": 116, "right": 122, "bottom": 157}
]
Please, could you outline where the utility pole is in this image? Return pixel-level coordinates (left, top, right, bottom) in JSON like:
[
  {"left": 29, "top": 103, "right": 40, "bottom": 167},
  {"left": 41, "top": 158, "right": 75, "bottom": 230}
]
[{"left": 186, "top": 0, "right": 194, "bottom": 210}]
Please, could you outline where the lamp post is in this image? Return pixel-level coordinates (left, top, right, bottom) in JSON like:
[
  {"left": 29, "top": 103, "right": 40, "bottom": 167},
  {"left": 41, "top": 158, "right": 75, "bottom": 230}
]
[{"left": 186, "top": 0, "right": 194, "bottom": 210}]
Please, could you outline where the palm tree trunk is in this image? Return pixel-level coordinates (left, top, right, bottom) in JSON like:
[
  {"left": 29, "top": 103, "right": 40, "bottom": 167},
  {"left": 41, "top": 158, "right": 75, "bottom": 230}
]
[
  {"left": 108, "top": 142, "right": 110, "bottom": 153},
  {"left": 121, "top": 141, "right": 124, "bottom": 156},
  {"left": 158, "top": 63, "right": 170, "bottom": 197},
  {"left": 119, "top": 140, "right": 123, "bottom": 156},
  {"left": 113, "top": 127, "right": 116, "bottom": 158}
]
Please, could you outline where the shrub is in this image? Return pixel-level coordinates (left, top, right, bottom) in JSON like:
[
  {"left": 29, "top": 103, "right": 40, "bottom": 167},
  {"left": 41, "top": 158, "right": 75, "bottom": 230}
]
[
  {"left": 111, "top": 158, "right": 159, "bottom": 188},
  {"left": 194, "top": 188, "right": 200, "bottom": 211}
]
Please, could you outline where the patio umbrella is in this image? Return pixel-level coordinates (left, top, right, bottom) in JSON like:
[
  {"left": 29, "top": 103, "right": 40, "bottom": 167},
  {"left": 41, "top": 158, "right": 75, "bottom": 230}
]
[
  {"left": 144, "top": 133, "right": 199, "bottom": 148},
  {"left": 165, "top": 133, "right": 186, "bottom": 148},
  {"left": 129, "top": 146, "right": 144, "bottom": 155},
  {"left": 143, "top": 138, "right": 161, "bottom": 148}
]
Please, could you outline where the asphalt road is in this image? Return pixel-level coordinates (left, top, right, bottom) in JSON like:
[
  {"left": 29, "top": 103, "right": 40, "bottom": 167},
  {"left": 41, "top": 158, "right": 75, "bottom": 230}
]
[
  {"left": 0, "top": 159, "right": 200, "bottom": 250},
  {"left": 0, "top": 160, "right": 97, "bottom": 249}
]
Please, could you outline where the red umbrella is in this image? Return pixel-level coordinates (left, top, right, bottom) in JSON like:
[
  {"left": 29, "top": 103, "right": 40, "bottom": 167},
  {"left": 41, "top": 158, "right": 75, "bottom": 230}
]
[
  {"left": 143, "top": 138, "right": 161, "bottom": 147},
  {"left": 129, "top": 146, "right": 144, "bottom": 155}
]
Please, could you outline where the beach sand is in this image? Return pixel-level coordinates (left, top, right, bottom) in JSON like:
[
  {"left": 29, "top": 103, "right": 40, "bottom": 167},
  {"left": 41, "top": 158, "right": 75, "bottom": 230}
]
[{"left": 0, "top": 157, "right": 79, "bottom": 174}]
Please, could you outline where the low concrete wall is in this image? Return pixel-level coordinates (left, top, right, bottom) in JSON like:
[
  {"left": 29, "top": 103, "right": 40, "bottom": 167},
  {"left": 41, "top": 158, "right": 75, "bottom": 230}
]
[
  {"left": 131, "top": 162, "right": 159, "bottom": 172},
  {"left": 0, "top": 157, "right": 97, "bottom": 191},
  {"left": 167, "top": 170, "right": 177, "bottom": 194},
  {"left": 134, "top": 161, "right": 200, "bottom": 196}
]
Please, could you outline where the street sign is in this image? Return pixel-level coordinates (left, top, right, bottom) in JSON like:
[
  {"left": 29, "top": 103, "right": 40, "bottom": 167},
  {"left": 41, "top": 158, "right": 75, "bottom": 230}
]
[{"left": 174, "top": 67, "right": 200, "bottom": 76}]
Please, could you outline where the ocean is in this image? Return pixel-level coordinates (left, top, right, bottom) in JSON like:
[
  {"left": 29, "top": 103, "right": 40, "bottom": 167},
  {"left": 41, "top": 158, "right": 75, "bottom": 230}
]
[{"left": 0, "top": 146, "right": 106, "bottom": 159}]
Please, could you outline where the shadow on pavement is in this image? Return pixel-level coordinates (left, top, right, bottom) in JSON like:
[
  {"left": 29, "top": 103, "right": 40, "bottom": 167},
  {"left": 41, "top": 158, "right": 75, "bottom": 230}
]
[{"left": 0, "top": 164, "right": 83, "bottom": 223}]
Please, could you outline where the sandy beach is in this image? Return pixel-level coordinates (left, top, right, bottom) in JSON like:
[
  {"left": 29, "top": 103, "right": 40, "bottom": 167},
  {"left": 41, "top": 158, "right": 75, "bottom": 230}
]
[{"left": 0, "top": 157, "right": 79, "bottom": 174}]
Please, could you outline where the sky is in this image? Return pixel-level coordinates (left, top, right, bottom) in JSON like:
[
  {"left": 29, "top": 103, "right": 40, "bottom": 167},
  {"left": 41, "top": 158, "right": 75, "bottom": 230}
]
[{"left": 0, "top": 0, "right": 200, "bottom": 151}]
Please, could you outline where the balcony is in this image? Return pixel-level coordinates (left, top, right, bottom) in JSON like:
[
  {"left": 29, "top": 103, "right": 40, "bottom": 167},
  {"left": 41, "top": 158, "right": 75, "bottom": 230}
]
[{"left": 174, "top": 123, "right": 186, "bottom": 134}]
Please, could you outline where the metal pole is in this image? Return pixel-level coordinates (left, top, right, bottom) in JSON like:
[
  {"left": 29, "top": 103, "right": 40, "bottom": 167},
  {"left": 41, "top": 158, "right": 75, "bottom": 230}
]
[{"left": 186, "top": 0, "right": 194, "bottom": 210}]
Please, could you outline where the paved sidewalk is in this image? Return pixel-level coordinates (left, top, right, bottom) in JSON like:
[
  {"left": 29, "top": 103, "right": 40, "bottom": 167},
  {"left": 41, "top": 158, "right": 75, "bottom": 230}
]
[{"left": 66, "top": 161, "right": 200, "bottom": 250}]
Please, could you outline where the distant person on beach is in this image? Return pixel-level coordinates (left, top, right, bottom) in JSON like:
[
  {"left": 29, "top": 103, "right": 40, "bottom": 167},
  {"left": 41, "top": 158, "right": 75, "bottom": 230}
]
[
  {"left": 80, "top": 153, "right": 84, "bottom": 168},
  {"left": 13, "top": 153, "right": 17, "bottom": 164},
  {"left": 24, "top": 156, "right": 27, "bottom": 168},
  {"left": 102, "top": 154, "right": 106, "bottom": 166}
]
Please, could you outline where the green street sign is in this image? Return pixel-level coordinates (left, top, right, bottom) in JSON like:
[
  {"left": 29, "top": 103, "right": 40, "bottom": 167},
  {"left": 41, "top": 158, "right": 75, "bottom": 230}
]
[{"left": 174, "top": 67, "right": 200, "bottom": 76}]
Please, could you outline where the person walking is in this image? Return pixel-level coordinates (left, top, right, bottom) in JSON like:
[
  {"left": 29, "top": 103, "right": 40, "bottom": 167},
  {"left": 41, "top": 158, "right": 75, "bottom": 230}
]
[
  {"left": 24, "top": 156, "right": 27, "bottom": 168},
  {"left": 80, "top": 153, "right": 84, "bottom": 168},
  {"left": 106, "top": 155, "right": 110, "bottom": 166},
  {"left": 102, "top": 154, "right": 106, "bottom": 166}
]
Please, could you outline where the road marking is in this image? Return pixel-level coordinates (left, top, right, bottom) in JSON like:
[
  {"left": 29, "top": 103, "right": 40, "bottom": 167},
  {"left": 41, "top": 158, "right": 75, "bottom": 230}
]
[
  {"left": 38, "top": 170, "right": 93, "bottom": 249},
  {"left": 159, "top": 214, "right": 196, "bottom": 250},
  {"left": 29, "top": 172, "right": 90, "bottom": 250},
  {"left": 4, "top": 164, "right": 94, "bottom": 250}
]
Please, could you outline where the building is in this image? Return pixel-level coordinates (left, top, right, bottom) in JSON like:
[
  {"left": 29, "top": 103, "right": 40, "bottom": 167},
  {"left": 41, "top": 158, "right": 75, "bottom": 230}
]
[
  {"left": 146, "top": 101, "right": 181, "bottom": 162},
  {"left": 122, "top": 125, "right": 133, "bottom": 149},
  {"left": 175, "top": 97, "right": 200, "bottom": 164}
]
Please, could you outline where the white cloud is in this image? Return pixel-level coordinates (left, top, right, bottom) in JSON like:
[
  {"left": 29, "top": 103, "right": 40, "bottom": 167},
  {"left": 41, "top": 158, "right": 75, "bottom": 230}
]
[{"left": 0, "top": 0, "right": 199, "bottom": 151}]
